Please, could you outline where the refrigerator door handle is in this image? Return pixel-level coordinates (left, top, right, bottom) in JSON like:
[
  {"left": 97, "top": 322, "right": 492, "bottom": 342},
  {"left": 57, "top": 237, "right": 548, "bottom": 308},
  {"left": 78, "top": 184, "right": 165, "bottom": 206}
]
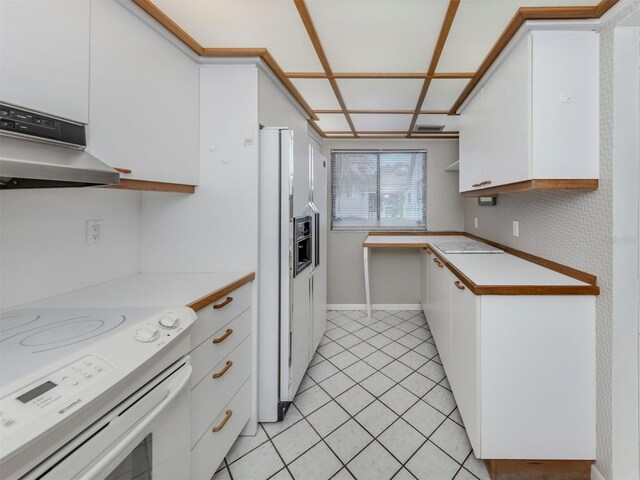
[
  {"left": 314, "top": 210, "right": 320, "bottom": 267},
  {"left": 310, "top": 203, "right": 320, "bottom": 268}
]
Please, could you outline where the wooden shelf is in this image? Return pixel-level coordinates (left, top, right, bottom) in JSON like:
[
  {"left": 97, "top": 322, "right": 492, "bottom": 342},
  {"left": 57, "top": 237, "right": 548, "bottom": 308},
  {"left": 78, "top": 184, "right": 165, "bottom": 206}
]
[
  {"left": 445, "top": 160, "right": 459, "bottom": 171},
  {"left": 461, "top": 179, "right": 598, "bottom": 197},
  {"left": 104, "top": 178, "right": 196, "bottom": 194}
]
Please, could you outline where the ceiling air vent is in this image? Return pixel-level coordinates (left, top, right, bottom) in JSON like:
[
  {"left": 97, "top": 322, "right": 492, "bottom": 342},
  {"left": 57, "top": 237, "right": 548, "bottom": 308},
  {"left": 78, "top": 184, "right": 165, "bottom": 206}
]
[{"left": 414, "top": 125, "right": 445, "bottom": 133}]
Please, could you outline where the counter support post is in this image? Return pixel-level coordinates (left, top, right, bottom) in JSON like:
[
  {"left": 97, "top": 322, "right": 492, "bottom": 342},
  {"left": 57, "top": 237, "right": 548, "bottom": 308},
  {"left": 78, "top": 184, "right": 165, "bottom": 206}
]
[{"left": 364, "top": 246, "right": 371, "bottom": 318}]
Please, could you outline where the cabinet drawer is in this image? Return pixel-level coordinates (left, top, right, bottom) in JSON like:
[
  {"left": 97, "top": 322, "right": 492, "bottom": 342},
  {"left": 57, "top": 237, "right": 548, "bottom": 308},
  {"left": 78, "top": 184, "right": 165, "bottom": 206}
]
[
  {"left": 191, "top": 378, "right": 251, "bottom": 480},
  {"left": 191, "top": 335, "right": 252, "bottom": 447},
  {"left": 191, "top": 282, "right": 251, "bottom": 347},
  {"left": 190, "top": 308, "right": 252, "bottom": 388}
]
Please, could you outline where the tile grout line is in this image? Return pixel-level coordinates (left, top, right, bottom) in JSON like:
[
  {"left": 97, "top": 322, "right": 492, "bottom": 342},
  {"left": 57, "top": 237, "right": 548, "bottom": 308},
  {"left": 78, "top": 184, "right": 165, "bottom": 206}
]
[
  {"left": 301, "top": 312, "right": 470, "bottom": 478},
  {"left": 227, "top": 311, "right": 480, "bottom": 480},
  {"left": 324, "top": 312, "right": 479, "bottom": 478}
]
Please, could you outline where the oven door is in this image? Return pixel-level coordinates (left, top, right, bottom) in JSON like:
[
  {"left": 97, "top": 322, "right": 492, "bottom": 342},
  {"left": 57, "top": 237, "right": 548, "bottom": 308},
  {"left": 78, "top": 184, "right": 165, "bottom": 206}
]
[{"left": 31, "top": 359, "right": 191, "bottom": 480}]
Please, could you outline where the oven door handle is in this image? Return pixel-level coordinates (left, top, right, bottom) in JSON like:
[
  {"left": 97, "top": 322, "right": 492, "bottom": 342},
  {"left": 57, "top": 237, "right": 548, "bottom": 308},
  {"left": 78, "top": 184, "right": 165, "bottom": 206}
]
[{"left": 77, "top": 364, "right": 192, "bottom": 480}]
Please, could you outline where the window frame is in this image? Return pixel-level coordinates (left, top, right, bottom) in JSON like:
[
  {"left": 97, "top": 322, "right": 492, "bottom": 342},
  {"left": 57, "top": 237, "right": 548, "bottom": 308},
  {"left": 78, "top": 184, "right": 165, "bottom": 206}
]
[{"left": 330, "top": 149, "right": 428, "bottom": 232}]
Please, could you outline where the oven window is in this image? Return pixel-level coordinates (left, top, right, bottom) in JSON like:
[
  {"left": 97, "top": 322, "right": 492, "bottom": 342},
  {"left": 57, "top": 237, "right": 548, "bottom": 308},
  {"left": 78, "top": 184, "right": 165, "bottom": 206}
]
[{"left": 105, "top": 434, "right": 152, "bottom": 480}]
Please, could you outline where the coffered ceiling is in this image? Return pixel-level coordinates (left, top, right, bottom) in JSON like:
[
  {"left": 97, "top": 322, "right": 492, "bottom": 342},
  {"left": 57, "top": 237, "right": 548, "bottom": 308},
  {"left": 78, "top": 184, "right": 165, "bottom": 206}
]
[{"left": 141, "top": 0, "right": 609, "bottom": 139}]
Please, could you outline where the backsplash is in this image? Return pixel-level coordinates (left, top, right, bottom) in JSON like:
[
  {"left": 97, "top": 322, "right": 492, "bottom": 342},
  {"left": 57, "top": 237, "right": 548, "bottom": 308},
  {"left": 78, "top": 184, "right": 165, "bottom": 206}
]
[{"left": 0, "top": 188, "right": 141, "bottom": 309}]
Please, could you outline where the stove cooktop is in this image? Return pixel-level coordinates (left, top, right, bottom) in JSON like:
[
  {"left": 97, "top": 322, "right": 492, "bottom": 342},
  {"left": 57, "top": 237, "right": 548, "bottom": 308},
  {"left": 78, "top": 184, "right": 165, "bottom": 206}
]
[{"left": 0, "top": 307, "right": 160, "bottom": 387}]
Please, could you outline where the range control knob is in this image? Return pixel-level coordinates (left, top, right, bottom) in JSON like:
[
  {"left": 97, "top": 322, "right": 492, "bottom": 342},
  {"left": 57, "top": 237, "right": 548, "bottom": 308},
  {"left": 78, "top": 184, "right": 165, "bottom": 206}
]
[
  {"left": 134, "top": 324, "right": 160, "bottom": 343},
  {"left": 159, "top": 312, "right": 180, "bottom": 330}
]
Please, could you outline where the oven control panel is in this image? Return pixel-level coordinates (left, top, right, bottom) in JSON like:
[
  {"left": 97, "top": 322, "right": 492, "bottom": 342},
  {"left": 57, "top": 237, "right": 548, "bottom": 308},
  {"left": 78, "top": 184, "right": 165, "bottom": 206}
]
[{"left": 0, "top": 355, "right": 113, "bottom": 432}]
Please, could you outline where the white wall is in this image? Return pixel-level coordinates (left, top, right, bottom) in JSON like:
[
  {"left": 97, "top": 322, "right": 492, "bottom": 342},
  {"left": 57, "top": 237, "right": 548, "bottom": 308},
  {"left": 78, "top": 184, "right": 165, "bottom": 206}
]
[
  {"left": 140, "top": 65, "right": 260, "bottom": 272},
  {"left": 321, "top": 138, "right": 462, "bottom": 305},
  {"left": 0, "top": 188, "right": 141, "bottom": 309},
  {"left": 611, "top": 9, "right": 640, "bottom": 479}
]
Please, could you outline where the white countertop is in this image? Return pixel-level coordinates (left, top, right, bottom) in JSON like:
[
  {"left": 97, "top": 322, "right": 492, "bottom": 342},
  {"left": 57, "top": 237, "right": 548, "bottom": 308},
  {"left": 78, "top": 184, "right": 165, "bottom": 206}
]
[
  {"left": 16, "top": 272, "right": 253, "bottom": 310},
  {"left": 363, "top": 235, "right": 463, "bottom": 246},
  {"left": 364, "top": 235, "right": 592, "bottom": 289},
  {"left": 435, "top": 249, "right": 588, "bottom": 287}
]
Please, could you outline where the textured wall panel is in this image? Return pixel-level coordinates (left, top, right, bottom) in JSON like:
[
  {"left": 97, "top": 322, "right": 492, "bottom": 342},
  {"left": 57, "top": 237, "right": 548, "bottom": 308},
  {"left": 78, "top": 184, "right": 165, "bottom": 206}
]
[{"left": 463, "top": 2, "right": 640, "bottom": 476}]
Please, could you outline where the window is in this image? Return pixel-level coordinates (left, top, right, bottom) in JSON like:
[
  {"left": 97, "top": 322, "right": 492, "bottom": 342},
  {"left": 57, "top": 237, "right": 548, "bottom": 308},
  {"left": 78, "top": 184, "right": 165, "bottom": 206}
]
[{"left": 331, "top": 150, "right": 427, "bottom": 231}]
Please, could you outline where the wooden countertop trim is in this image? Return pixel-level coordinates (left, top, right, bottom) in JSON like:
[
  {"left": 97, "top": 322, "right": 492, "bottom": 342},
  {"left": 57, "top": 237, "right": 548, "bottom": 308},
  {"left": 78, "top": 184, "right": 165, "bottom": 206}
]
[
  {"left": 460, "top": 179, "right": 599, "bottom": 197},
  {"left": 367, "top": 231, "right": 465, "bottom": 236},
  {"left": 463, "top": 232, "right": 598, "bottom": 286},
  {"left": 187, "top": 272, "right": 255, "bottom": 311},
  {"left": 426, "top": 248, "right": 600, "bottom": 295},
  {"left": 362, "top": 242, "right": 432, "bottom": 248},
  {"left": 364, "top": 232, "right": 599, "bottom": 295},
  {"left": 105, "top": 179, "right": 196, "bottom": 194}
]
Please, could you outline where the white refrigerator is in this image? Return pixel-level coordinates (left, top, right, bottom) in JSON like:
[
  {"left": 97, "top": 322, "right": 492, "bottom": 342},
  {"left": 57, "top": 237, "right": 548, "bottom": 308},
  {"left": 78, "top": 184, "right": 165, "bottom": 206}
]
[{"left": 258, "top": 128, "right": 327, "bottom": 422}]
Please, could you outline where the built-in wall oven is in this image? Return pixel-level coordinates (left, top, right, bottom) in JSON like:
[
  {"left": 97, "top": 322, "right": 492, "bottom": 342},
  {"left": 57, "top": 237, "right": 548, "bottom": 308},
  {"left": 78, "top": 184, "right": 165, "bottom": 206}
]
[{"left": 25, "top": 358, "right": 192, "bottom": 480}]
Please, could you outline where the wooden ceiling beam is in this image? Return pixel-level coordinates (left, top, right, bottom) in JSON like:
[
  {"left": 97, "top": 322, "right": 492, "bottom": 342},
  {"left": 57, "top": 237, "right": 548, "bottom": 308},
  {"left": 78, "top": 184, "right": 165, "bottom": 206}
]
[
  {"left": 449, "top": 0, "right": 619, "bottom": 114},
  {"left": 293, "top": 0, "right": 357, "bottom": 136},
  {"left": 128, "top": 2, "right": 319, "bottom": 121},
  {"left": 132, "top": 0, "right": 205, "bottom": 55},
  {"left": 285, "top": 72, "right": 475, "bottom": 79},
  {"left": 324, "top": 135, "right": 459, "bottom": 140},
  {"left": 324, "top": 130, "right": 459, "bottom": 135},
  {"left": 315, "top": 109, "right": 451, "bottom": 115},
  {"left": 308, "top": 120, "right": 327, "bottom": 138},
  {"left": 408, "top": 0, "right": 461, "bottom": 136}
]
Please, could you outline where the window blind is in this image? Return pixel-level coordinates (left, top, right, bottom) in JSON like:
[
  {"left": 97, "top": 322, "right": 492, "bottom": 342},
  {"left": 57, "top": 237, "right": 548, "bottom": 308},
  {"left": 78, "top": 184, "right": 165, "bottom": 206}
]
[{"left": 331, "top": 150, "right": 427, "bottom": 231}]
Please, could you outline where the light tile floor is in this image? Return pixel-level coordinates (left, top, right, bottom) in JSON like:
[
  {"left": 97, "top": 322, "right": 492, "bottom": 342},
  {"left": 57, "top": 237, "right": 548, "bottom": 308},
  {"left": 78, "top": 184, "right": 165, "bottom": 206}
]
[{"left": 215, "top": 310, "right": 491, "bottom": 480}]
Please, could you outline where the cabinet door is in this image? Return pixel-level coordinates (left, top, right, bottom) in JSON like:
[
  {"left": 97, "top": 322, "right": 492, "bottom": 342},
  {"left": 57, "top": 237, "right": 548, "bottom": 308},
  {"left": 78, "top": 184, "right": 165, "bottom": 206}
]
[
  {"left": 426, "top": 256, "right": 452, "bottom": 369},
  {"left": 450, "top": 282, "right": 480, "bottom": 454},
  {"left": 458, "top": 89, "right": 485, "bottom": 192},
  {"left": 88, "top": 0, "right": 199, "bottom": 185},
  {"left": 482, "top": 34, "right": 531, "bottom": 188},
  {"left": 420, "top": 249, "right": 429, "bottom": 312},
  {"left": 0, "top": 0, "right": 90, "bottom": 123},
  {"left": 531, "top": 31, "right": 599, "bottom": 180}
]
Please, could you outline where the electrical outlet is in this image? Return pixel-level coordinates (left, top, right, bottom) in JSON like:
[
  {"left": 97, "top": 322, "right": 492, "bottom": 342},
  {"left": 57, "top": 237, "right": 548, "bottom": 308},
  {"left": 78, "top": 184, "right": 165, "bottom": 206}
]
[
  {"left": 86, "top": 219, "right": 103, "bottom": 245},
  {"left": 513, "top": 220, "right": 519, "bottom": 237},
  {"left": 474, "top": 217, "right": 479, "bottom": 229}
]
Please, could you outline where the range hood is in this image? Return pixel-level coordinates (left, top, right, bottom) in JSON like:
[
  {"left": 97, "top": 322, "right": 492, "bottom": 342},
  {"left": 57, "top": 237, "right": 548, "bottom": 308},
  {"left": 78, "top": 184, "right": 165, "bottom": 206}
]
[{"left": 0, "top": 104, "right": 120, "bottom": 189}]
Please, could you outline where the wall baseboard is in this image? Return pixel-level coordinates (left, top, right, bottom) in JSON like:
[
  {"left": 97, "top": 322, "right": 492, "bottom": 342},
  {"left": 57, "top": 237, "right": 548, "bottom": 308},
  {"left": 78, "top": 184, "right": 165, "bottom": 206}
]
[
  {"left": 591, "top": 464, "right": 606, "bottom": 480},
  {"left": 328, "top": 304, "right": 422, "bottom": 311}
]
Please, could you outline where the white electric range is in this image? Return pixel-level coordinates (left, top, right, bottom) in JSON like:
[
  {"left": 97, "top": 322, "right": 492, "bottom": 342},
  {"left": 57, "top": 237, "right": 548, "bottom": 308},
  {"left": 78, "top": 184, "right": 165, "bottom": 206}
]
[{"left": 0, "top": 305, "right": 196, "bottom": 479}]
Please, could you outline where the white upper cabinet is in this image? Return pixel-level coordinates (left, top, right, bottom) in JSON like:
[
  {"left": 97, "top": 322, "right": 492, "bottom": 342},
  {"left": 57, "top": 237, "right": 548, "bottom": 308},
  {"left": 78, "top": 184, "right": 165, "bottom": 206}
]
[
  {"left": 88, "top": 0, "right": 199, "bottom": 185},
  {"left": 0, "top": 0, "right": 90, "bottom": 123},
  {"left": 459, "top": 29, "right": 599, "bottom": 194}
]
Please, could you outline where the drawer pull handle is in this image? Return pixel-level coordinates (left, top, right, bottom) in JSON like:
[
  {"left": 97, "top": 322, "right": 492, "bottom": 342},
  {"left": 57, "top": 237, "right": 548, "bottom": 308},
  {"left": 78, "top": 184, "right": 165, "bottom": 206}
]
[
  {"left": 213, "top": 297, "right": 233, "bottom": 309},
  {"left": 454, "top": 280, "right": 465, "bottom": 290},
  {"left": 212, "top": 410, "right": 233, "bottom": 432},
  {"left": 114, "top": 167, "right": 132, "bottom": 174},
  {"left": 212, "top": 328, "right": 234, "bottom": 344},
  {"left": 482, "top": 180, "right": 492, "bottom": 186},
  {"left": 433, "top": 258, "right": 444, "bottom": 268},
  {"left": 212, "top": 360, "right": 233, "bottom": 379},
  {"left": 472, "top": 182, "right": 483, "bottom": 188}
]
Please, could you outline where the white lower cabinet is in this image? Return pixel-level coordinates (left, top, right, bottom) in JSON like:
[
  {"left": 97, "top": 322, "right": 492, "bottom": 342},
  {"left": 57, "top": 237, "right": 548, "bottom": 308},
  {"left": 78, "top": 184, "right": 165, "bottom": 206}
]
[
  {"left": 189, "top": 283, "right": 253, "bottom": 479},
  {"left": 425, "top": 251, "right": 453, "bottom": 368},
  {"left": 449, "top": 280, "right": 479, "bottom": 451},
  {"left": 420, "top": 251, "right": 595, "bottom": 460}
]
